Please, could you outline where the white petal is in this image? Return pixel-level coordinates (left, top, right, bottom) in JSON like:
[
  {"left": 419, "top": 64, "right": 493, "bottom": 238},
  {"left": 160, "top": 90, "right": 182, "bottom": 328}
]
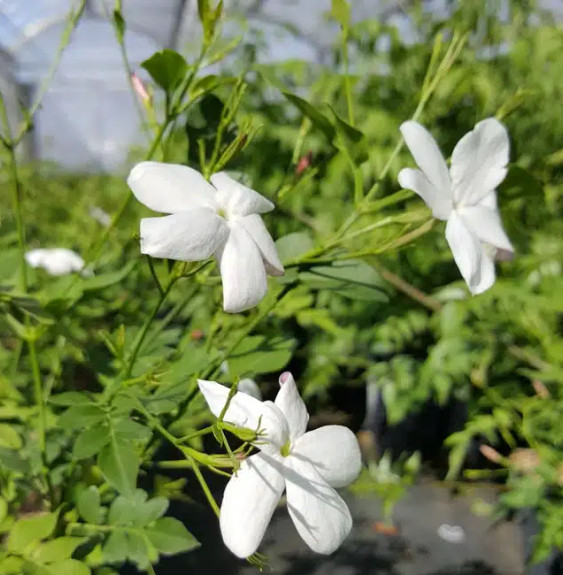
[
  {"left": 292, "top": 426, "right": 361, "bottom": 488},
  {"left": 445, "top": 212, "right": 484, "bottom": 294},
  {"left": 274, "top": 372, "right": 309, "bottom": 443},
  {"left": 450, "top": 118, "right": 509, "bottom": 206},
  {"left": 197, "top": 380, "right": 288, "bottom": 452},
  {"left": 284, "top": 456, "right": 353, "bottom": 554},
  {"left": 239, "top": 214, "right": 284, "bottom": 276},
  {"left": 216, "top": 225, "right": 268, "bottom": 313},
  {"left": 25, "top": 249, "right": 46, "bottom": 268},
  {"left": 127, "top": 162, "right": 217, "bottom": 214},
  {"left": 458, "top": 206, "right": 513, "bottom": 253},
  {"left": 211, "top": 172, "right": 274, "bottom": 217},
  {"left": 26, "top": 248, "right": 85, "bottom": 276},
  {"left": 474, "top": 248, "right": 496, "bottom": 295},
  {"left": 139, "top": 209, "right": 229, "bottom": 261},
  {"left": 478, "top": 191, "right": 497, "bottom": 210},
  {"left": 238, "top": 378, "right": 262, "bottom": 400},
  {"left": 398, "top": 167, "right": 452, "bottom": 220},
  {"left": 220, "top": 452, "right": 285, "bottom": 558},
  {"left": 399, "top": 121, "right": 451, "bottom": 198}
]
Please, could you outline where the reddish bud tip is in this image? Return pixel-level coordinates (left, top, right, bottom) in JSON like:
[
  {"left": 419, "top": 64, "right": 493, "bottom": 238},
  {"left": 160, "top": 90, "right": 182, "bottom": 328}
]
[
  {"left": 279, "top": 371, "right": 291, "bottom": 385},
  {"left": 131, "top": 73, "right": 151, "bottom": 103},
  {"left": 295, "top": 151, "right": 313, "bottom": 176}
]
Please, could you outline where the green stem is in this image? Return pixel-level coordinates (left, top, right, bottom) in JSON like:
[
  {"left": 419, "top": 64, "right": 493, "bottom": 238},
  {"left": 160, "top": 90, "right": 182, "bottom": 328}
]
[
  {"left": 0, "top": 92, "right": 52, "bottom": 504},
  {"left": 342, "top": 29, "right": 354, "bottom": 126},
  {"left": 124, "top": 277, "right": 174, "bottom": 379},
  {"left": 189, "top": 457, "right": 220, "bottom": 517},
  {"left": 0, "top": 97, "right": 27, "bottom": 291},
  {"left": 376, "top": 266, "right": 443, "bottom": 313}
]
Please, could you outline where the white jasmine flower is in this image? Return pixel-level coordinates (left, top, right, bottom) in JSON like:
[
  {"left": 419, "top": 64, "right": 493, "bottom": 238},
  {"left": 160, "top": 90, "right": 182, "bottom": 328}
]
[
  {"left": 198, "top": 372, "right": 361, "bottom": 558},
  {"left": 398, "top": 118, "right": 514, "bottom": 294},
  {"left": 25, "top": 248, "right": 86, "bottom": 276},
  {"left": 237, "top": 378, "right": 262, "bottom": 400},
  {"left": 127, "top": 162, "right": 284, "bottom": 313}
]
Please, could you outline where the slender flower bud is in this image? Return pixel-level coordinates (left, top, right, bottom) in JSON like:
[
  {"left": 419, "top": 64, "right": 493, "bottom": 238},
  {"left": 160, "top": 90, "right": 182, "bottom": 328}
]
[
  {"left": 296, "top": 151, "right": 313, "bottom": 176},
  {"left": 131, "top": 73, "right": 151, "bottom": 104},
  {"left": 532, "top": 379, "right": 550, "bottom": 398},
  {"left": 480, "top": 444, "right": 502, "bottom": 464}
]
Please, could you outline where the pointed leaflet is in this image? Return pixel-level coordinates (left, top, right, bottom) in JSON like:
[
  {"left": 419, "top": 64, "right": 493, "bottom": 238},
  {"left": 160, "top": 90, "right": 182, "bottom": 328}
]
[
  {"left": 98, "top": 437, "right": 139, "bottom": 498},
  {"left": 282, "top": 92, "right": 336, "bottom": 140},
  {"left": 141, "top": 50, "right": 188, "bottom": 92}
]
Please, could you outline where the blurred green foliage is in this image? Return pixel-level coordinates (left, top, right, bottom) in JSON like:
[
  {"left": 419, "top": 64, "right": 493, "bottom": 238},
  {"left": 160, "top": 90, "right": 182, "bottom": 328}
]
[{"left": 0, "top": 0, "right": 561, "bottom": 570}]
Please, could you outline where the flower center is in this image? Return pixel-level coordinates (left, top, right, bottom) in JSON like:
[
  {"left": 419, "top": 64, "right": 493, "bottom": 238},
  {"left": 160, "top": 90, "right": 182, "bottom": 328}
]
[
  {"left": 280, "top": 440, "right": 291, "bottom": 457},
  {"left": 217, "top": 207, "right": 227, "bottom": 219}
]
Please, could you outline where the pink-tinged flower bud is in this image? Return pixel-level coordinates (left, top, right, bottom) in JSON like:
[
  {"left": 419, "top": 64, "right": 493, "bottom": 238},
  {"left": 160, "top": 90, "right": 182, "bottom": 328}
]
[
  {"left": 131, "top": 73, "right": 151, "bottom": 104},
  {"left": 295, "top": 151, "right": 313, "bottom": 176},
  {"left": 480, "top": 444, "right": 502, "bottom": 464},
  {"left": 532, "top": 379, "right": 550, "bottom": 398},
  {"left": 279, "top": 371, "right": 291, "bottom": 385},
  {"left": 190, "top": 329, "right": 204, "bottom": 341}
]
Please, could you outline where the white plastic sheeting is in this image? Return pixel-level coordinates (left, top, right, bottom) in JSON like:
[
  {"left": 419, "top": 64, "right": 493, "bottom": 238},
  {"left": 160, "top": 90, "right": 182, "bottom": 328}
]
[{"left": 0, "top": 0, "right": 184, "bottom": 171}]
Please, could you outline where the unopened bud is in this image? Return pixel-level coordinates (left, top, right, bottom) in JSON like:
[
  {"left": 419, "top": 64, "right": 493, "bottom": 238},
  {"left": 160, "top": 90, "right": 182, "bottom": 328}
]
[
  {"left": 295, "top": 151, "right": 313, "bottom": 176},
  {"left": 480, "top": 444, "right": 502, "bottom": 464},
  {"left": 532, "top": 379, "right": 550, "bottom": 399},
  {"left": 131, "top": 73, "right": 151, "bottom": 104}
]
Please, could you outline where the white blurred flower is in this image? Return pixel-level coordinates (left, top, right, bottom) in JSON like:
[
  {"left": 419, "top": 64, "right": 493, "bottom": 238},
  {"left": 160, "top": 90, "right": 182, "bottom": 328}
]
[
  {"left": 437, "top": 523, "right": 465, "bottom": 544},
  {"left": 89, "top": 206, "right": 111, "bottom": 227},
  {"left": 237, "top": 378, "right": 262, "bottom": 400},
  {"left": 25, "top": 248, "right": 87, "bottom": 276},
  {"left": 398, "top": 118, "right": 514, "bottom": 294},
  {"left": 127, "top": 162, "right": 284, "bottom": 313},
  {"left": 198, "top": 372, "right": 361, "bottom": 558}
]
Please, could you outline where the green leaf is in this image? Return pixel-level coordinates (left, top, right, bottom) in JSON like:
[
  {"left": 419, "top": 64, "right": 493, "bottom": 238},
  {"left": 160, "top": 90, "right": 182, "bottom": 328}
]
[
  {"left": 102, "top": 530, "right": 128, "bottom": 563},
  {"left": 112, "top": 9, "right": 125, "bottom": 43},
  {"left": 98, "top": 438, "right": 139, "bottom": 497},
  {"left": 49, "top": 392, "right": 95, "bottom": 407},
  {"left": 7, "top": 511, "right": 59, "bottom": 552},
  {"left": 198, "top": 0, "right": 223, "bottom": 44},
  {"left": 80, "top": 263, "right": 135, "bottom": 292},
  {"left": 76, "top": 487, "right": 102, "bottom": 525},
  {"left": 141, "top": 50, "right": 188, "bottom": 92},
  {"left": 32, "top": 537, "right": 85, "bottom": 564},
  {"left": 0, "top": 497, "right": 7, "bottom": 523},
  {"left": 136, "top": 497, "right": 169, "bottom": 526},
  {"left": 0, "top": 424, "right": 22, "bottom": 449},
  {"left": 108, "top": 491, "right": 169, "bottom": 528},
  {"left": 205, "top": 36, "right": 242, "bottom": 66},
  {"left": 327, "top": 106, "right": 369, "bottom": 164},
  {"left": 58, "top": 405, "right": 105, "bottom": 430},
  {"left": 112, "top": 419, "right": 151, "bottom": 443},
  {"left": 145, "top": 517, "right": 199, "bottom": 555},
  {"left": 228, "top": 336, "right": 295, "bottom": 376},
  {"left": 73, "top": 425, "right": 110, "bottom": 460},
  {"left": 124, "top": 531, "right": 150, "bottom": 569},
  {"left": 46, "top": 559, "right": 90, "bottom": 575},
  {"left": 275, "top": 232, "right": 315, "bottom": 264},
  {"left": 331, "top": 0, "right": 350, "bottom": 28},
  {"left": 282, "top": 92, "right": 336, "bottom": 140},
  {"left": 189, "top": 74, "right": 236, "bottom": 100},
  {"left": 300, "top": 260, "right": 388, "bottom": 302},
  {"left": 0, "top": 446, "right": 29, "bottom": 473}
]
